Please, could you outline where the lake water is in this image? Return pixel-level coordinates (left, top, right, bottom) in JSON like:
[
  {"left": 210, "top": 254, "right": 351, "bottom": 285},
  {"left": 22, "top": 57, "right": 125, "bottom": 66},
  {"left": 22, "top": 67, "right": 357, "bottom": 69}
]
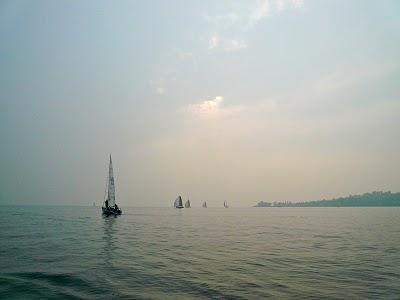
[{"left": 0, "top": 206, "right": 399, "bottom": 299}]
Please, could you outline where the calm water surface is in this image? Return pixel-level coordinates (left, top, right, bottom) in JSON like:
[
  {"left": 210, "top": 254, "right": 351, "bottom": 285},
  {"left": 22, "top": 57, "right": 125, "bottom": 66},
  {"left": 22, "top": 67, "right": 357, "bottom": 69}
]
[{"left": 0, "top": 206, "right": 399, "bottom": 299}]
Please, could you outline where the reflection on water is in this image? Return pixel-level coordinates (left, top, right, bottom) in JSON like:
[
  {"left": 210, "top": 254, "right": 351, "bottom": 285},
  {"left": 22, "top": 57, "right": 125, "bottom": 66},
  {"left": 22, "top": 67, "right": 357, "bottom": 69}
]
[
  {"left": 102, "top": 215, "right": 117, "bottom": 263},
  {"left": 0, "top": 206, "right": 399, "bottom": 299}
]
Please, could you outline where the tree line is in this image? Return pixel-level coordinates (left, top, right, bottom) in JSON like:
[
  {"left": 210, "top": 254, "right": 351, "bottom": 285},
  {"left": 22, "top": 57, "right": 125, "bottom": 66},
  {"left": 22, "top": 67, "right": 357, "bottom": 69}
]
[{"left": 255, "top": 191, "right": 400, "bottom": 207}]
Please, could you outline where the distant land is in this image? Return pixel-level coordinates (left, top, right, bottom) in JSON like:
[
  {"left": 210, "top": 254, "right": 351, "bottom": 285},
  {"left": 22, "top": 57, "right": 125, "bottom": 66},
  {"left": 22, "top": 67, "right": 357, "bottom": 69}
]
[{"left": 255, "top": 191, "right": 400, "bottom": 207}]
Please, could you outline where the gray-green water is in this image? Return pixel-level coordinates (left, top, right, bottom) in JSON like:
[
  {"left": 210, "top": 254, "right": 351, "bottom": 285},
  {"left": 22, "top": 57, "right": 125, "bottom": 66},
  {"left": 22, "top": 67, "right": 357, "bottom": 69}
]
[{"left": 0, "top": 206, "right": 399, "bottom": 299}]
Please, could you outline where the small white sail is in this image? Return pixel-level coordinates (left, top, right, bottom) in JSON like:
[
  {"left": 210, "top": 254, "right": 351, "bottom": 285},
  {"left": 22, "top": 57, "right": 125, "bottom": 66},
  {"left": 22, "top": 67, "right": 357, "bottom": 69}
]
[
  {"left": 202, "top": 201, "right": 207, "bottom": 208},
  {"left": 175, "top": 196, "right": 184, "bottom": 208},
  {"left": 185, "top": 199, "right": 191, "bottom": 208}
]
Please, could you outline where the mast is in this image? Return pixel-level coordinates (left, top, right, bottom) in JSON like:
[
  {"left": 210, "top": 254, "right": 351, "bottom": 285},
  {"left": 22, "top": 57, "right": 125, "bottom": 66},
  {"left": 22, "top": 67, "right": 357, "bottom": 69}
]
[{"left": 107, "top": 155, "right": 116, "bottom": 207}]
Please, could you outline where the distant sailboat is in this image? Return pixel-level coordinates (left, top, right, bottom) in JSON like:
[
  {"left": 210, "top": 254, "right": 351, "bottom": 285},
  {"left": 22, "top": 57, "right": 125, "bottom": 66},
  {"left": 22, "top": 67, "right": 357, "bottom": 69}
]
[
  {"left": 202, "top": 201, "right": 207, "bottom": 208},
  {"left": 185, "top": 199, "right": 191, "bottom": 208},
  {"left": 224, "top": 201, "right": 229, "bottom": 208},
  {"left": 174, "top": 196, "right": 184, "bottom": 209},
  {"left": 102, "top": 155, "right": 122, "bottom": 216}
]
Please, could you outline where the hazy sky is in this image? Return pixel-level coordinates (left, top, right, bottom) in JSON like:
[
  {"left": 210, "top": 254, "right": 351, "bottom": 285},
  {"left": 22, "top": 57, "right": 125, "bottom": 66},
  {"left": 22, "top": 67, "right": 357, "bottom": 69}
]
[{"left": 1, "top": 0, "right": 399, "bottom": 206}]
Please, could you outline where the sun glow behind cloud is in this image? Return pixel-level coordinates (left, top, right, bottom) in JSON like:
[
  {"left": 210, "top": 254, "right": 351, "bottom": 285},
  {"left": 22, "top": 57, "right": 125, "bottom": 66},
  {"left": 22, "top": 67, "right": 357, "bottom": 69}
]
[
  {"left": 184, "top": 96, "right": 245, "bottom": 119},
  {"left": 190, "top": 96, "right": 223, "bottom": 113}
]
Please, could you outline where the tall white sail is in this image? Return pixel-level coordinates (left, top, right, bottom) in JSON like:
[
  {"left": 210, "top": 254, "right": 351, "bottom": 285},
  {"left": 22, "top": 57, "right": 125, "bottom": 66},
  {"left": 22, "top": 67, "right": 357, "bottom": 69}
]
[{"left": 107, "top": 155, "right": 116, "bottom": 207}]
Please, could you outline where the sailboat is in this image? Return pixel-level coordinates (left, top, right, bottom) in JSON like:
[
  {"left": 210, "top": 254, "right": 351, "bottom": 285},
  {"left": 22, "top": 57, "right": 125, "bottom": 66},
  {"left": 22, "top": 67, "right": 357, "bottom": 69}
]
[
  {"left": 174, "top": 196, "right": 184, "bottom": 209},
  {"left": 224, "top": 201, "right": 229, "bottom": 208},
  {"left": 102, "top": 155, "right": 122, "bottom": 216},
  {"left": 185, "top": 199, "right": 191, "bottom": 208},
  {"left": 202, "top": 201, "right": 207, "bottom": 208}
]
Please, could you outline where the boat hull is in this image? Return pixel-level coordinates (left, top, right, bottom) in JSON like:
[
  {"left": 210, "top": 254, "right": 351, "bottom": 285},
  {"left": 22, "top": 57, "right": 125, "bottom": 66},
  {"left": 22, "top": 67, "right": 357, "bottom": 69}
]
[
  {"left": 102, "top": 207, "right": 122, "bottom": 216},
  {"left": 175, "top": 205, "right": 184, "bottom": 209}
]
